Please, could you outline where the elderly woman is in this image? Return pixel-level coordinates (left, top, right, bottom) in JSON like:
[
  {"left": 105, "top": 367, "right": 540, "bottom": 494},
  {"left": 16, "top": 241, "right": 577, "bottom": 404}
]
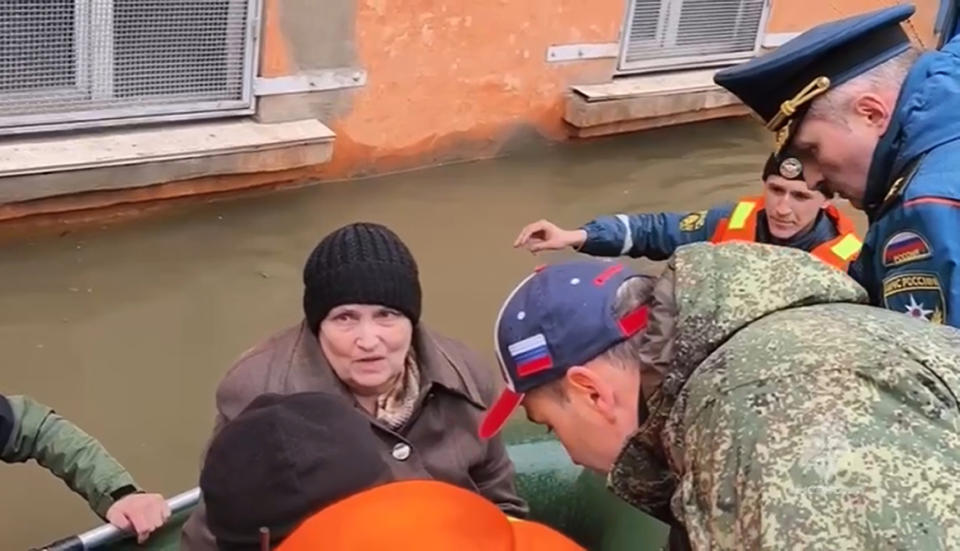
[{"left": 181, "top": 222, "right": 526, "bottom": 550}]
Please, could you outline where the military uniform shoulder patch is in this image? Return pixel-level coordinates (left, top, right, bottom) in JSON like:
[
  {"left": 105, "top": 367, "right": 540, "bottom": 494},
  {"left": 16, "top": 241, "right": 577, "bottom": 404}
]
[
  {"left": 882, "top": 272, "right": 946, "bottom": 324},
  {"left": 679, "top": 211, "right": 707, "bottom": 232},
  {"left": 882, "top": 231, "right": 932, "bottom": 267}
]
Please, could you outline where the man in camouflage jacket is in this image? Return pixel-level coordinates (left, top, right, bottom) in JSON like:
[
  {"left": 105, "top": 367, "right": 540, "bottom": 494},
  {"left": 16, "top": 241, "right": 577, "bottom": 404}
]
[{"left": 480, "top": 241, "right": 960, "bottom": 549}]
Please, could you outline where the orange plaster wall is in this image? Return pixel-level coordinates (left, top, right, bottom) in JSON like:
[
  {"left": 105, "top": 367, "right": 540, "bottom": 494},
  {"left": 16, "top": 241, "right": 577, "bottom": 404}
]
[
  {"left": 260, "top": 0, "right": 625, "bottom": 178},
  {"left": 767, "top": 0, "right": 941, "bottom": 48},
  {"left": 345, "top": 1, "right": 622, "bottom": 143},
  {"left": 259, "top": 0, "right": 943, "bottom": 180},
  {"left": 258, "top": 0, "right": 295, "bottom": 78},
  {"left": 1, "top": 0, "right": 950, "bottom": 228},
  {"left": 0, "top": 0, "right": 625, "bottom": 227}
]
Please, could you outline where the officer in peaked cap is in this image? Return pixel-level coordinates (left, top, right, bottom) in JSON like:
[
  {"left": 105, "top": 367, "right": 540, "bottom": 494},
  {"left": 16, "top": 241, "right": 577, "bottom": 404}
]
[
  {"left": 715, "top": 6, "right": 916, "bottom": 159},
  {"left": 714, "top": 4, "right": 960, "bottom": 328}
]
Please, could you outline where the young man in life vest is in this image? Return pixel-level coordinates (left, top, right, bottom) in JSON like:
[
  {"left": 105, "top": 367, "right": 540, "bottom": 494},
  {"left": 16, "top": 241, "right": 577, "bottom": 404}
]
[{"left": 514, "top": 151, "right": 862, "bottom": 271}]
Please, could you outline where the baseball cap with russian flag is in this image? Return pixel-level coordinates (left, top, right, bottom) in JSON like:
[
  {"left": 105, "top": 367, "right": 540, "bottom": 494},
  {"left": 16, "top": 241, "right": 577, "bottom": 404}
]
[{"left": 479, "top": 260, "right": 651, "bottom": 439}]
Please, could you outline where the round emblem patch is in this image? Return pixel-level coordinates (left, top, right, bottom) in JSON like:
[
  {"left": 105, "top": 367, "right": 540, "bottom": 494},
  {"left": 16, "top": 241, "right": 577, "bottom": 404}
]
[
  {"left": 679, "top": 210, "right": 707, "bottom": 232},
  {"left": 779, "top": 157, "right": 803, "bottom": 179}
]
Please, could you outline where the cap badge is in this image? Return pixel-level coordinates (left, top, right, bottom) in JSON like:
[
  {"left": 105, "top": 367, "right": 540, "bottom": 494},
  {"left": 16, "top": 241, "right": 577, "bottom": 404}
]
[{"left": 779, "top": 157, "right": 803, "bottom": 179}]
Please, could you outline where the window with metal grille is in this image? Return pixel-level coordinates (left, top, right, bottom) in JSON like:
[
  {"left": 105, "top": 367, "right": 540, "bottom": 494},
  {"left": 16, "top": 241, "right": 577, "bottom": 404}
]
[
  {"left": 619, "top": 0, "right": 767, "bottom": 73},
  {"left": 0, "top": 0, "right": 257, "bottom": 135}
]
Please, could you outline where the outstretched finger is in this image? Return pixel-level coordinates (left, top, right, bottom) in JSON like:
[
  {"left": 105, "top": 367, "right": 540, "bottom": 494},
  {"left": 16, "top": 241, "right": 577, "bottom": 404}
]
[
  {"left": 528, "top": 240, "right": 556, "bottom": 254},
  {"left": 514, "top": 221, "right": 546, "bottom": 248}
]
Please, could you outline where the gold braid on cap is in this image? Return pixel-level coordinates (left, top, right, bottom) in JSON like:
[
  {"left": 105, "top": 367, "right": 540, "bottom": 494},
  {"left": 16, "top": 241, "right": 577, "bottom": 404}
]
[{"left": 765, "top": 76, "right": 831, "bottom": 151}]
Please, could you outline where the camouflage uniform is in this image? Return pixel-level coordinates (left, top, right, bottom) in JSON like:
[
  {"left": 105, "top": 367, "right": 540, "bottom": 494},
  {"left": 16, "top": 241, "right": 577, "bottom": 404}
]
[{"left": 608, "top": 241, "right": 960, "bottom": 550}]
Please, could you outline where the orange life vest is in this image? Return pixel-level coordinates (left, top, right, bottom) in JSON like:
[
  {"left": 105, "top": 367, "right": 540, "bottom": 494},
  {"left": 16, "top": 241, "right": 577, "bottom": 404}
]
[
  {"left": 709, "top": 196, "right": 862, "bottom": 270},
  {"left": 276, "top": 480, "right": 584, "bottom": 551}
]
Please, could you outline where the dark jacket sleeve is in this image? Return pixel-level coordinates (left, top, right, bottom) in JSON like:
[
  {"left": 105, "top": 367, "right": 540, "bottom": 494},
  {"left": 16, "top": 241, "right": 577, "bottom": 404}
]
[
  {"left": 0, "top": 394, "right": 139, "bottom": 518},
  {"left": 473, "top": 374, "right": 530, "bottom": 517},
  {"left": 446, "top": 342, "right": 529, "bottom": 518},
  {"left": 871, "top": 200, "right": 960, "bottom": 327},
  {"left": 579, "top": 205, "right": 734, "bottom": 260},
  {"left": 470, "top": 434, "right": 528, "bottom": 518}
]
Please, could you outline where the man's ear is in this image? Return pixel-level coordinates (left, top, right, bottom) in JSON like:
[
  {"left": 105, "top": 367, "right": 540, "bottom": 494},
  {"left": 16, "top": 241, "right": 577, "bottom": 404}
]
[
  {"left": 565, "top": 366, "right": 617, "bottom": 423},
  {"left": 853, "top": 93, "right": 893, "bottom": 134}
]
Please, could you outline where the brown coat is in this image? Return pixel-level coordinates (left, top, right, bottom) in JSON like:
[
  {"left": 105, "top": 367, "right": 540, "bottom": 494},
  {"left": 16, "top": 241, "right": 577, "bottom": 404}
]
[{"left": 181, "top": 321, "right": 527, "bottom": 551}]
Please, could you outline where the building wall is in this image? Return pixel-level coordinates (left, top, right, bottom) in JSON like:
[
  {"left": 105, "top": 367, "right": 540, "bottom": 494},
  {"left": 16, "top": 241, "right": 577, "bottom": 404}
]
[
  {"left": 767, "top": 0, "right": 939, "bottom": 46},
  {"left": 0, "top": 0, "right": 945, "bottom": 224},
  {"left": 257, "top": 0, "right": 944, "bottom": 179},
  {"left": 258, "top": 0, "right": 625, "bottom": 179}
]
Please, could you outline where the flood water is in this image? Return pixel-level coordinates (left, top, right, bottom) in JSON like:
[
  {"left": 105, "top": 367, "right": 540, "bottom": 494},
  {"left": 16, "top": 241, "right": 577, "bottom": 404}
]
[{"left": 0, "top": 118, "right": 867, "bottom": 548}]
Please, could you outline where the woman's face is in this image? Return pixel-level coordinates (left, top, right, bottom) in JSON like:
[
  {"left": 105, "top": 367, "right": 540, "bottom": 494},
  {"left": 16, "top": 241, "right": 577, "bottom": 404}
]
[{"left": 319, "top": 304, "right": 413, "bottom": 396}]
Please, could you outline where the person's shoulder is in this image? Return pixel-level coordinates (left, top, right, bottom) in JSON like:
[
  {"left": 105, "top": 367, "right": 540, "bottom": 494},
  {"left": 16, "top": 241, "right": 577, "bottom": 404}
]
[
  {"left": 421, "top": 327, "right": 498, "bottom": 405},
  {"left": 704, "top": 202, "right": 738, "bottom": 220},
  {"left": 812, "top": 208, "right": 843, "bottom": 241},
  {"left": 215, "top": 322, "right": 305, "bottom": 419},
  {"left": 903, "top": 143, "right": 960, "bottom": 202},
  {"left": 717, "top": 303, "right": 873, "bottom": 361}
]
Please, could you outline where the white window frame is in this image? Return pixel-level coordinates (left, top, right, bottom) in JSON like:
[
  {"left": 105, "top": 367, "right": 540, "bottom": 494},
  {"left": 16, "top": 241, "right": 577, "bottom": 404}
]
[
  {"left": 617, "top": 0, "right": 770, "bottom": 75},
  {"left": 0, "top": 0, "right": 261, "bottom": 136}
]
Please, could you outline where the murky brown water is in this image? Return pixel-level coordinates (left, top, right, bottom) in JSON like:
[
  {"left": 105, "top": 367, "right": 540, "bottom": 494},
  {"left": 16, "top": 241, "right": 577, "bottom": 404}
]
[{"left": 0, "top": 118, "right": 867, "bottom": 548}]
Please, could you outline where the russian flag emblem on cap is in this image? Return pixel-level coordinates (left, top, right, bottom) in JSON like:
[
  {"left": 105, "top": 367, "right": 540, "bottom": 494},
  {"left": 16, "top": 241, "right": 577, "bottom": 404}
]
[{"left": 508, "top": 334, "right": 553, "bottom": 377}]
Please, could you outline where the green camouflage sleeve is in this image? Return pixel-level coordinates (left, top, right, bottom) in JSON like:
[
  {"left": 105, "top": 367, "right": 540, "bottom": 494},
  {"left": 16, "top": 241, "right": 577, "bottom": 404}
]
[
  {"left": 673, "top": 310, "right": 960, "bottom": 549},
  {"left": 1, "top": 395, "right": 140, "bottom": 518}
]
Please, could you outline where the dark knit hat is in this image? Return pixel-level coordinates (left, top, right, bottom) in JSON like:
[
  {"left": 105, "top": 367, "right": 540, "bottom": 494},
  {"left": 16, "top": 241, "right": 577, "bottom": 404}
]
[
  {"left": 200, "top": 392, "right": 391, "bottom": 551},
  {"left": 303, "top": 223, "right": 422, "bottom": 334}
]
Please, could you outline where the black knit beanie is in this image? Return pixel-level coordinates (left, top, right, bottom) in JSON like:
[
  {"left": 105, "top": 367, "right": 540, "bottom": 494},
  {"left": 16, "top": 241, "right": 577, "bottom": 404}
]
[
  {"left": 201, "top": 392, "right": 391, "bottom": 550},
  {"left": 303, "top": 222, "right": 422, "bottom": 334}
]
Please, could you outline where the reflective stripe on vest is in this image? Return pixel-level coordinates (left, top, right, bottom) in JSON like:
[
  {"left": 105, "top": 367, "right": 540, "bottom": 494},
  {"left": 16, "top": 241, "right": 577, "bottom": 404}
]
[
  {"left": 830, "top": 233, "right": 862, "bottom": 261},
  {"left": 811, "top": 203, "right": 862, "bottom": 269},
  {"left": 709, "top": 198, "right": 761, "bottom": 243},
  {"left": 809, "top": 234, "right": 861, "bottom": 270},
  {"left": 728, "top": 200, "right": 758, "bottom": 230},
  {"left": 710, "top": 196, "right": 861, "bottom": 270}
]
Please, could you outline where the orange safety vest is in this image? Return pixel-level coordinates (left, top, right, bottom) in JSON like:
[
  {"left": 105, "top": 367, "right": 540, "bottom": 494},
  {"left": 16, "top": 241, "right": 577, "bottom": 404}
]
[
  {"left": 276, "top": 480, "right": 585, "bottom": 551},
  {"left": 709, "top": 196, "right": 862, "bottom": 270}
]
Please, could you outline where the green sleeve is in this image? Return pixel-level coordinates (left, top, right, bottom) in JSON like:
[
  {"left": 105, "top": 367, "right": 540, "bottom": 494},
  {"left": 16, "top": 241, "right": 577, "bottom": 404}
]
[{"left": 1, "top": 395, "right": 140, "bottom": 518}]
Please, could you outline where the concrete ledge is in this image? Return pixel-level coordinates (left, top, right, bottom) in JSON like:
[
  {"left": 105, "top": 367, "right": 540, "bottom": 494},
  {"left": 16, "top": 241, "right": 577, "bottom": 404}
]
[
  {"left": 0, "top": 119, "right": 335, "bottom": 203},
  {"left": 565, "top": 68, "right": 750, "bottom": 138},
  {"left": 569, "top": 103, "right": 751, "bottom": 138}
]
